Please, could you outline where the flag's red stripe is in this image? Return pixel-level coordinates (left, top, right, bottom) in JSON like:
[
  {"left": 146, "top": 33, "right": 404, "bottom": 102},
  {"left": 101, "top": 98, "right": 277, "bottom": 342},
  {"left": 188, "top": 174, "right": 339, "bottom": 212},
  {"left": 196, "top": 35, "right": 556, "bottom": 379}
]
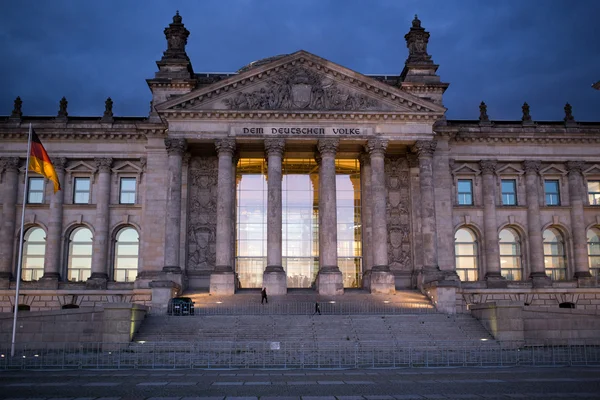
[{"left": 30, "top": 140, "right": 52, "bottom": 163}]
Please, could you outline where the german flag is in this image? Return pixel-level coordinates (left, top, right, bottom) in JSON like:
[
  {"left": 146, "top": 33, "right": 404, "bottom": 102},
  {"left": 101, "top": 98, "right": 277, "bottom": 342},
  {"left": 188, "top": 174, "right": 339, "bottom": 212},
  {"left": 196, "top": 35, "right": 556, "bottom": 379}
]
[{"left": 29, "top": 128, "right": 61, "bottom": 193}]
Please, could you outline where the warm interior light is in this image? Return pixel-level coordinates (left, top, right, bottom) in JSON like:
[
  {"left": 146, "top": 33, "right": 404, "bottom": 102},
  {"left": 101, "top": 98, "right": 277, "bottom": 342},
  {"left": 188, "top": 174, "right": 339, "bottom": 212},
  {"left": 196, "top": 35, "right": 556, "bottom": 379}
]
[
  {"left": 383, "top": 300, "right": 390, "bottom": 304},
  {"left": 481, "top": 338, "right": 488, "bottom": 341},
  {"left": 216, "top": 301, "right": 223, "bottom": 304},
  {"left": 138, "top": 341, "right": 146, "bottom": 344},
  {"left": 329, "top": 301, "right": 336, "bottom": 304}
]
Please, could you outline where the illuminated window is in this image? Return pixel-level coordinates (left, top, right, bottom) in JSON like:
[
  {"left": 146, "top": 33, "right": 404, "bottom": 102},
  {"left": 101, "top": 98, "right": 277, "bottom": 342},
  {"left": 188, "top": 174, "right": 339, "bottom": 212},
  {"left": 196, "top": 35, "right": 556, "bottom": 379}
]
[
  {"left": 588, "top": 228, "right": 600, "bottom": 281},
  {"left": 455, "top": 228, "right": 478, "bottom": 281},
  {"left": 543, "top": 228, "right": 567, "bottom": 280},
  {"left": 73, "top": 177, "right": 91, "bottom": 204},
  {"left": 499, "top": 228, "right": 522, "bottom": 280},
  {"left": 113, "top": 228, "right": 139, "bottom": 282},
  {"left": 22, "top": 227, "right": 46, "bottom": 281},
  {"left": 27, "top": 177, "right": 44, "bottom": 204},
  {"left": 68, "top": 227, "right": 93, "bottom": 282},
  {"left": 588, "top": 181, "right": 600, "bottom": 205}
]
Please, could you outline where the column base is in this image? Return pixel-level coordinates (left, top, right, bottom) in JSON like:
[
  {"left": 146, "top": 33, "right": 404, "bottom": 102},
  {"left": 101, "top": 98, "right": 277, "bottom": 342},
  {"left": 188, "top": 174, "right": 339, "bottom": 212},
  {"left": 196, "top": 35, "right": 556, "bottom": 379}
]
[
  {"left": 529, "top": 272, "right": 552, "bottom": 288},
  {"left": 485, "top": 272, "right": 507, "bottom": 288},
  {"left": 263, "top": 266, "right": 287, "bottom": 295},
  {"left": 149, "top": 280, "right": 180, "bottom": 315},
  {"left": 574, "top": 271, "right": 594, "bottom": 287},
  {"left": 86, "top": 273, "right": 108, "bottom": 289},
  {"left": 162, "top": 265, "right": 187, "bottom": 290},
  {"left": 210, "top": 266, "right": 236, "bottom": 295},
  {"left": 0, "top": 272, "right": 11, "bottom": 289},
  {"left": 316, "top": 266, "right": 343, "bottom": 295},
  {"left": 368, "top": 265, "right": 396, "bottom": 294},
  {"left": 39, "top": 273, "right": 60, "bottom": 289}
]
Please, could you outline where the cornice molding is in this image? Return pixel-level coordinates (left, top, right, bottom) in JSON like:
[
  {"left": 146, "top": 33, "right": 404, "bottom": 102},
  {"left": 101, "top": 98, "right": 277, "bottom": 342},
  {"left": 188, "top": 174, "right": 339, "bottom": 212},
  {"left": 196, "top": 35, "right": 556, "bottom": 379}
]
[{"left": 453, "top": 136, "right": 600, "bottom": 145}]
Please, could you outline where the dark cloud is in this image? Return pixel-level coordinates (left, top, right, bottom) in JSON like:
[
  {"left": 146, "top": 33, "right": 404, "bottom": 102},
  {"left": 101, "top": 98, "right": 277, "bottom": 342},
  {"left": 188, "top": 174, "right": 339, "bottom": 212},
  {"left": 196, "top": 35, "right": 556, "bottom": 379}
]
[{"left": 1, "top": 0, "right": 598, "bottom": 120}]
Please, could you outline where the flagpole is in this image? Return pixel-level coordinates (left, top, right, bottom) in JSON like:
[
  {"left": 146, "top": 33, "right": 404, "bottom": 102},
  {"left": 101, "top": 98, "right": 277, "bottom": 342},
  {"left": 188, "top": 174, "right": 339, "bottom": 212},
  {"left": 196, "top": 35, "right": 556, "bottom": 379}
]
[{"left": 11, "top": 123, "right": 33, "bottom": 357}]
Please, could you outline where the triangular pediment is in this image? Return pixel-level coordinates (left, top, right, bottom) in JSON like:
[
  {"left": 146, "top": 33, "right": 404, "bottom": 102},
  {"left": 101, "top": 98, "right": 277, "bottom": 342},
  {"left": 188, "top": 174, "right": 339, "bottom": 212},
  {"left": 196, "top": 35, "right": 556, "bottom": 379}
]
[
  {"left": 157, "top": 50, "right": 445, "bottom": 115},
  {"left": 496, "top": 164, "right": 524, "bottom": 176},
  {"left": 540, "top": 164, "right": 567, "bottom": 176},
  {"left": 66, "top": 161, "right": 96, "bottom": 174},
  {"left": 584, "top": 164, "right": 600, "bottom": 175},
  {"left": 112, "top": 161, "right": 143, "bottom": 174},
  {"left": 452, "top": 163, "right": 481, "bottom": 175}
]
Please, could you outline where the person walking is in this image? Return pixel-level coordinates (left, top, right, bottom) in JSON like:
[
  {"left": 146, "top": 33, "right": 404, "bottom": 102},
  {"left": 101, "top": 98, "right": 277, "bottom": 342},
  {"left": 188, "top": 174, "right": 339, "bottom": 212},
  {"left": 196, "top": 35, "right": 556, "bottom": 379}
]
[
  {"left": 261, "top": 287, "right": 268, "bottom": 304},
  {"left": 314, "top": 301, "right": 321, "bottom": 315}
]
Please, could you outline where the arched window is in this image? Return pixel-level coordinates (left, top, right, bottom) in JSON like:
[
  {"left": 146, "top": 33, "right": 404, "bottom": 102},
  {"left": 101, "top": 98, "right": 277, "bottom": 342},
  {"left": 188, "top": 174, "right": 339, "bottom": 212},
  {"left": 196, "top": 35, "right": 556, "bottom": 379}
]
[
  {"left": 587, "top": 228, "right": 600, "bottom": 281},
  {"left": 455, "top": 228, "right": 479, "bottom": 281},
  {"left": 22, "top": 227, "right": 46, "bottom": 281},
  {"left": 543, "top": 228, "right": 567, "bottom": 281},
  {"left": 68, "top": 227, "right": 93, "bottom": 282},
  {"left": 499, "top": 228, "right": 522, "bottom": 280},
  {"left": 114, "top": 227, "right": 139, "bottom": 282}
]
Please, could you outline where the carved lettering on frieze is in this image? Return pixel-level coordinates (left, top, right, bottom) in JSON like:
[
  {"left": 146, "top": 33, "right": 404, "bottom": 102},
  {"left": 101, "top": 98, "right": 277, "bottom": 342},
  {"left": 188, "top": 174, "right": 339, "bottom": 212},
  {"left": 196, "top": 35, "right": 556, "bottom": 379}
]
[
  {"left": 385, "top": 157, "right": 412, "bottom": 271},
  {"left": 223, "top": 66, "right": 381, "bottom": 111}
]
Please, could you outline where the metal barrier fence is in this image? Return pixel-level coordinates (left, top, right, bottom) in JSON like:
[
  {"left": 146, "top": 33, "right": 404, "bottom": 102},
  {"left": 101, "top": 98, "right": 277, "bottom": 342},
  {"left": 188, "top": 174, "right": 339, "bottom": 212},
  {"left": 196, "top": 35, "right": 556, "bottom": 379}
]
[
  {"left": 1, "top": 340, "right": 599, "bottom": 370},
  {"left": 170, "top": 301, "right": 436, "bottom": 316}
]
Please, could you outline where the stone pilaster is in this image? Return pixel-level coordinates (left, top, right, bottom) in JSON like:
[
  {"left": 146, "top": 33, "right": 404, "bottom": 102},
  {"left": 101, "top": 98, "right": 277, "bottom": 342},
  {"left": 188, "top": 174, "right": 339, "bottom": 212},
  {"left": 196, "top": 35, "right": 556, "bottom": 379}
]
[
  {"left": 524, "top": 160, "right": 550, "bottom": 287},
  {"left": 88, "top": 158, "right": 112, "bottom": 288},
  {"left": 263, "top": 138, "right": 286, "bottom": 294},
  {"left": 567, "top": 161, "right": 593, "bottom": 285},
  {"left": 210, "top": 139, "right": 237, "bottom": 295},
  {"left": 359, "top": 153, "right": 374, "bottom": 289},
  {"left": 0, "top": 157, "right": 20, "bottom": 287},
  {"left": 480, "top": 160, "right": 505, "bottom": 287},
  {"left": 365, "top": 139, "right": 395, "bottom": 294},
  {"left": 163, "top": 138, "right": 187, "bottom": 283},
  {"left": 316, "top": 138, "right": 343, "bottom": 295},
  {"left": 41, "top": 157, "right": 67, "bottom": 287}
]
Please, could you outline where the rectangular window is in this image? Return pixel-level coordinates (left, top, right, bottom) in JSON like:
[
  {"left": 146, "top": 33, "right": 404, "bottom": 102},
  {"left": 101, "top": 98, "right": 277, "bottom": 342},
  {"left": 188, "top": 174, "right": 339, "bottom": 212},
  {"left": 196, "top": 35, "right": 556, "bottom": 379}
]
[
  {"left": 501, "top": 179, "right": 517, "bottom": 205},
  {"left": 457, "top": 179, "right": 473, "bottom": 205},
  {"left": 544, "top": 180, "right": 560, "bottom": 206},
  {"left": 588, "top": 180, "right": 600, "bottom": 206},
  {"left": 73, "top": 177, "right": 91, "bottom": 204},
  {"left": 27, "top": 177, "right": 44, "bottom": 204},
  {"left": 119, "top": 177, "right": 136, "bottom": 204}
]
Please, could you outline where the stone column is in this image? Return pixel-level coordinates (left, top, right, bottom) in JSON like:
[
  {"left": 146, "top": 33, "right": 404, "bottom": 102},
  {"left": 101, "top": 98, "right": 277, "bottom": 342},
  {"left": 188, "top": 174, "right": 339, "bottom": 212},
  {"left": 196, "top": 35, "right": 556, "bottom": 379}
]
[
  {"left": 0, "top": 157, "right": 20, "bottom": 287},
  {"left": 365, "top": 139, "right": 395, "bottom": 294},
  {"left": 567, "top": 161, "right": 592, "bottom": 285},
  {"left": 480, "top": 160, "right": 505, "bottom": 287},
  {"left": 210, "top": 139, "right": 237, "bottom": 295},
  {"left": 524, "top": 160, "right": 550, "bottom": 287},
  {"left": 263, "top": 139, "right": 287, "bottom": 294},
  {"left": 163, "top": 138, "right": 187, "bottom": 283},
  {"left": 41, "top": 157, "right": 67, "bottom": 286},
  {"left": 88, "top": 157, "right": 112, "bottom": 288},
  {"left": 359, "top": 153, "right": 373, "bottom": 289},
  {"left": 412, "top": 141, "right": 441, "bottom": 285},
  {"left": 316, "top": 138, "right": 343, "bottom": 295}
]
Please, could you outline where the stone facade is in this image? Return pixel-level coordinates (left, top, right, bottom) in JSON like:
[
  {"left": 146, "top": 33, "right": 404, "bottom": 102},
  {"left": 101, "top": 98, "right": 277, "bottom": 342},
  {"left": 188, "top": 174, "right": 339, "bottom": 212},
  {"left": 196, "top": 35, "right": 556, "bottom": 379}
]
[{"left": 1, "top": 13, "right": 600, "bottom": 313}]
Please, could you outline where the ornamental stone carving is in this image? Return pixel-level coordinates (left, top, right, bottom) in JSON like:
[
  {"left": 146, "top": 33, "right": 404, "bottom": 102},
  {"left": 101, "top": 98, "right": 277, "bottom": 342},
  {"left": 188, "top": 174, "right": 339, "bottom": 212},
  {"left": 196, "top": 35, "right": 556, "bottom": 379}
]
[
  {"left": 264, "top": 138, "right": 285, "bottom": 156},
  {"left": 479, "top": 160, "right": 497, "bottom": 175},
  {"left": 523, "top": 160, "right": 541, "bottom": 174},
  {"left": 566, "top": 161, "right": 585, "bottom": 176},
  {"left": 564, "top": 103, "right": 575, "bottom": 122},
  {"left": 365, "top": 139, "right": 389, "bottom": 157},
  {"left": 187, "top": 156, "right": 218, "bottom": 272},
  {"left": 317, "top": 138, "right": 339, "bottom": 157},
  {"left": 385, "top": 157, "right": 412, "bottom": 271},
  {"left": 479, "top": 101, "right": 489, "bottom": 122},
  {"left": 0, "top": 157, "right": 20, "bottom": 172},
  {"left": 95, "top": 158, "right": 113, "bottom": 173},
  {"left": 50, "top": 157, "right": 67, "bottom": 172},
  {"left": 522, "top": 102, "right": 532, "bottom": 122},
  {"left": 224, "top": 66, "right": 380, "bottom": 111},
  {"left": 165, "top": 138, "right": 188, "bottom": 155},
  {"left": 11, "top": 97, "right": 22, "bottom": 118},
  {"left": 103, "top": 97, "right": 113, "bottom": 120},
  {"left": 405, "top": 15, "right": 432, "bottom": 64},
  {"left": 215, "top": 139, "right": 236, "bottom": 156},
  {"left": 412, "top": 140, "right": 437, "bottom": 157},
  {"left": 162, "top": 11, "right": 190, "bottom": 60},
  {"left": 57, "top": 97, "right": 68, "bottom": 118}
]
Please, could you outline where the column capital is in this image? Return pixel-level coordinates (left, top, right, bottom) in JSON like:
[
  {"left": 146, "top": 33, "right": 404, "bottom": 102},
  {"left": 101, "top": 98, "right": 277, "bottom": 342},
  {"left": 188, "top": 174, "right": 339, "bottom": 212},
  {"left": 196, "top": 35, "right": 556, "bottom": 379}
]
[
  {"left": 412, "top": 140, "right": 437, "bottom": 158},
  {"left": 0, "top": 157, "right": 20, "bottom": 172},
  {"left": 523, "top": 160, "right": 541, "bottom": 174},
  {"left": 94, "top": 157, "right": 113, "bottom": 173},
  {"left": 365, "top": 139, "right": 388, "bottom": 157},
  {"left": 215, "top": 139, "right": 236, "bottom": 156},
  {"left": 317, "top": 138, "right": 339, "bottom": 157},
  {"left": 264, "top": 138, "right": 285, "bottom": 157},
  {"left": 479, "top": 160, "right": 497, "bottom": 175},
  {"left": 51, "top": 157, "right": 67, "bottom": 172},
  {"left": 164, "top": 138, "right": 188, "bottom": 156},
  {"left": 566, "top": 161, "right": 585, "bottom": 176}
]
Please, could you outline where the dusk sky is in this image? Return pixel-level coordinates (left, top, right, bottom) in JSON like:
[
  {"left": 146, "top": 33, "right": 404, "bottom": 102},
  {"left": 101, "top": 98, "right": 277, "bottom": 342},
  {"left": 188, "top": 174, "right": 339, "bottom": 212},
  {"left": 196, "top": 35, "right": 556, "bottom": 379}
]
[{"left": 1, "top": 0, "right": 598, "bottom": 121}]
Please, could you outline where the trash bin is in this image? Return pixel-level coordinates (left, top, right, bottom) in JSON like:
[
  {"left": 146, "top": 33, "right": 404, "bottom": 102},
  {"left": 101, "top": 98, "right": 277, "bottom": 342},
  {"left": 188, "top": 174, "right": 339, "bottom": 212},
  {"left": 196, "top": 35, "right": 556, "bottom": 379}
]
[{"left": 167, "top": 297, "right": 195, "bottom": 316}]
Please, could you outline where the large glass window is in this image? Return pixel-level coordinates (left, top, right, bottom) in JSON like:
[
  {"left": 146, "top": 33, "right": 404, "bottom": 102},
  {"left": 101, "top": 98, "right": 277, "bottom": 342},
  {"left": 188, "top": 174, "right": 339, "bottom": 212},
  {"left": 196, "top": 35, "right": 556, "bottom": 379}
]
[
  {"left": 27, "top": 177, "right": 44, "bottom": 204},
  {"left": 119, "top": 177, "right": 136, "bottom": 204},
  {"left": 499, "top": 228, "right": 522, "bottom": 280},
  {"left": 73, "top": 177, "right": 91, "bottom": 204},
  {"left": 588, "top": 228, "right": 600, "bottom": 281},
  {"left": 588, "top": 181, "right": 600, "bottom": 206},
  {"left": 544, "top": 180, "right": 560, "bottom": 206},
  {"left": 543, "top": 228, "right": 567, "bottom": 280},
  {"left": 22, "top": 227, "right": 46, "bottom": 281},
  {"left": 457, "top": 179, "right": 473, "bottom": 205},
  {"left": 114, "top": 227, "right": 139, "bottom": 282},
  {"left": 501, "top": 179, "right": 517, "bottom": 206},
  {"left": 68, "top": 227, "right": 93, "bottom": 282},
  {"left": 455, "top": 228, "right": 478, "bottom": 281}
]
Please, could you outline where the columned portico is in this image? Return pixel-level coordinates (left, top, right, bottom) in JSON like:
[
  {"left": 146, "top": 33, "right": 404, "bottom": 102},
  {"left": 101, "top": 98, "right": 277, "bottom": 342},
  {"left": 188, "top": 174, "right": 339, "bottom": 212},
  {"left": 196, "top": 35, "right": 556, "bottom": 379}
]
[
  {"left": 210, "top": 138, "right": 237, "bottom": 294},
  {"left": 567, "top": 161, "right": 593, "bottom": 285},
  {"left": 365, "top": 139, "right": 395, "bottom": 294},
  {"left": 480, "top": 160, "right": 505, "bottom": 287},
  {"left": 316, "top": 138, "right": 343, "bottom": 295},
  {"left": 263, "top": 138, "right": 286, "bottom": 294},
  {"left": 88, "top": 157, "right": 112, "bottom": 288},
  {"left": 41, "top": 157, "right": 66, "bottom": 286},
  {"left": 0, "top": 157, "right": 19, "bottom": 287}
]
